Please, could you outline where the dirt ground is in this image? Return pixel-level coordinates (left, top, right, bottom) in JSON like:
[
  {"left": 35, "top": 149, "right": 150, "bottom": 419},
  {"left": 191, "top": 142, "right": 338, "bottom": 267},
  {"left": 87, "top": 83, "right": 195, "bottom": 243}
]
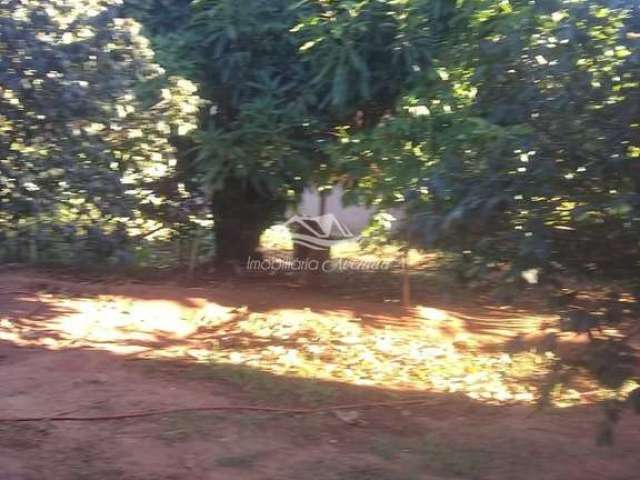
[{"left": 0, "top": 267, "right": 639, "bottom": 480}]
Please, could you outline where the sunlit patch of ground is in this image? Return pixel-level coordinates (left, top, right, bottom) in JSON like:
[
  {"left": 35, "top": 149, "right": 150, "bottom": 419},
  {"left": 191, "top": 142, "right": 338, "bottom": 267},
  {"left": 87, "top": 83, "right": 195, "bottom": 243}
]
[
  {"left": 187, "top": 308, "right": 550, "bottom": 404},
  {"left": 260, "top": 224, "right": 431, "bottom": 266},
  {"left": 2, "top": 272, "right": 639, "bottom": 480},
  {"left": 0, "top": 282, "right": 613, "bottom": 408}
]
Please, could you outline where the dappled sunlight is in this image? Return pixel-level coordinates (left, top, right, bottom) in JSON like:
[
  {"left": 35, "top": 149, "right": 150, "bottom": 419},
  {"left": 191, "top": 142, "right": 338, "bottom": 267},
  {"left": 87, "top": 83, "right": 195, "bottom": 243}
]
[
  {"left": 181, "top": 306, "right": 559, "bottom": 405},
  {"left": 0, "top": 282, "right": 612, "bottom": 408}
]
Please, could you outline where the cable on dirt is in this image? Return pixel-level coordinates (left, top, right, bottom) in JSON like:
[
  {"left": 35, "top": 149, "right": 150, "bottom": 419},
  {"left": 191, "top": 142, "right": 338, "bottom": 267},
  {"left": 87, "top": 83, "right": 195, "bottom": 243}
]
[{"left": 0, "top": 398, "right": 441, "bottom": 423}]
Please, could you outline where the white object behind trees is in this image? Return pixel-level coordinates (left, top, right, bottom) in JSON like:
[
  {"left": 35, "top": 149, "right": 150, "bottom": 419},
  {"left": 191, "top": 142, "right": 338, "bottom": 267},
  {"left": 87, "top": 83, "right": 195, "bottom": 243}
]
[{"left": 290, "top": 185, "right": 403, "bottom": 235}]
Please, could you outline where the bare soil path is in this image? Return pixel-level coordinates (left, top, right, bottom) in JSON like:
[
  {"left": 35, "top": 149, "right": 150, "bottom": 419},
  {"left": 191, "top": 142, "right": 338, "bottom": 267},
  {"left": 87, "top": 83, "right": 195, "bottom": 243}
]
[{"left": 0, "top": 268, "right": 638, "bottom": 480}]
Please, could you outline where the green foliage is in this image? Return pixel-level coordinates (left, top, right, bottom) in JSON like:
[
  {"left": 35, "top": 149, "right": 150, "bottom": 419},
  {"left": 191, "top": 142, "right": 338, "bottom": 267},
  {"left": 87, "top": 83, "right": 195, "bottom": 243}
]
[
  {"left": 292, "top": 0, "right": 444, "bottom": 113},
  {"left": 134, "top": 0, "right": 317, "bottom": 199},
  {"left": 126, "top": 0, "right": 442, "bottom": 262},
  {"left": 335, "top": 0, "right": 640, "bottom": 279},
  {"left": 0, "top": 0, "right": 202, "bottom": 264},
  {"left": 131, "top": 0, "right": 448, "bottom": 199},
  {"left": 326, "top": 0, "right": 640, "bottom": 437}
]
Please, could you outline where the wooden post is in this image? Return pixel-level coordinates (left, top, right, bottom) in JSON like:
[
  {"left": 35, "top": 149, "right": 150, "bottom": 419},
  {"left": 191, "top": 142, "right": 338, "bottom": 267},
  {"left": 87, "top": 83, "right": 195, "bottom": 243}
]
[
  {"left": 402, "top": 246, "right": 411, "bottom": 309},
  {"left": 28, "top": 224, "right": 38, "bottom": 264},
  {"left": 188, "top": 235, "right": 201, "bottom": 279}
]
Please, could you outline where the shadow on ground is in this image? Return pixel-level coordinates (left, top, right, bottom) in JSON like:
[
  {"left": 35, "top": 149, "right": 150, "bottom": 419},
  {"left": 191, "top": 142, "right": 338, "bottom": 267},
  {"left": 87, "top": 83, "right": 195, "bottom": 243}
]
[{"left": 1, "top": 268, "right": 639, "bottom": 480}]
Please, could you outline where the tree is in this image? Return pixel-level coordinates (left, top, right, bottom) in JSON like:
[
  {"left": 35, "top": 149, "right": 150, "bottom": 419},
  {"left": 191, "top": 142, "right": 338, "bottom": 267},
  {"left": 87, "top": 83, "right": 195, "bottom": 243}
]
[
  {"left": 0, "top": 0, "right": 201, "bottom": 264},
  {"left": 128, "top": 0, "right": 316, "bottom": 266},
  {"left": 330, "top": 0, "right": 640, "bottom": 438},
  {"left": 129, "top": 0, "right": 444, "bottom": 267},
  {"left": 335, "top": 0, "right": 640, "bottom": 279}
]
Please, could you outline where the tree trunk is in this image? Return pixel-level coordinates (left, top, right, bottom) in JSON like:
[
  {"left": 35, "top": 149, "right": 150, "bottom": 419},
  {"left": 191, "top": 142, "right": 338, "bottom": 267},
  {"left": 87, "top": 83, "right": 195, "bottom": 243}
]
[{"left": 211, "top": 180, "right": 284, "bottom": 269}]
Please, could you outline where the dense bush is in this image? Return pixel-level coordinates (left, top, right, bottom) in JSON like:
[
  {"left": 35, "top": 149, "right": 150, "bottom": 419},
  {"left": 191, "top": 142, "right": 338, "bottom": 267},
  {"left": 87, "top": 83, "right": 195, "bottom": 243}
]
[{"left": 0, "top": 0, "right": 202, "bottom": 265}]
